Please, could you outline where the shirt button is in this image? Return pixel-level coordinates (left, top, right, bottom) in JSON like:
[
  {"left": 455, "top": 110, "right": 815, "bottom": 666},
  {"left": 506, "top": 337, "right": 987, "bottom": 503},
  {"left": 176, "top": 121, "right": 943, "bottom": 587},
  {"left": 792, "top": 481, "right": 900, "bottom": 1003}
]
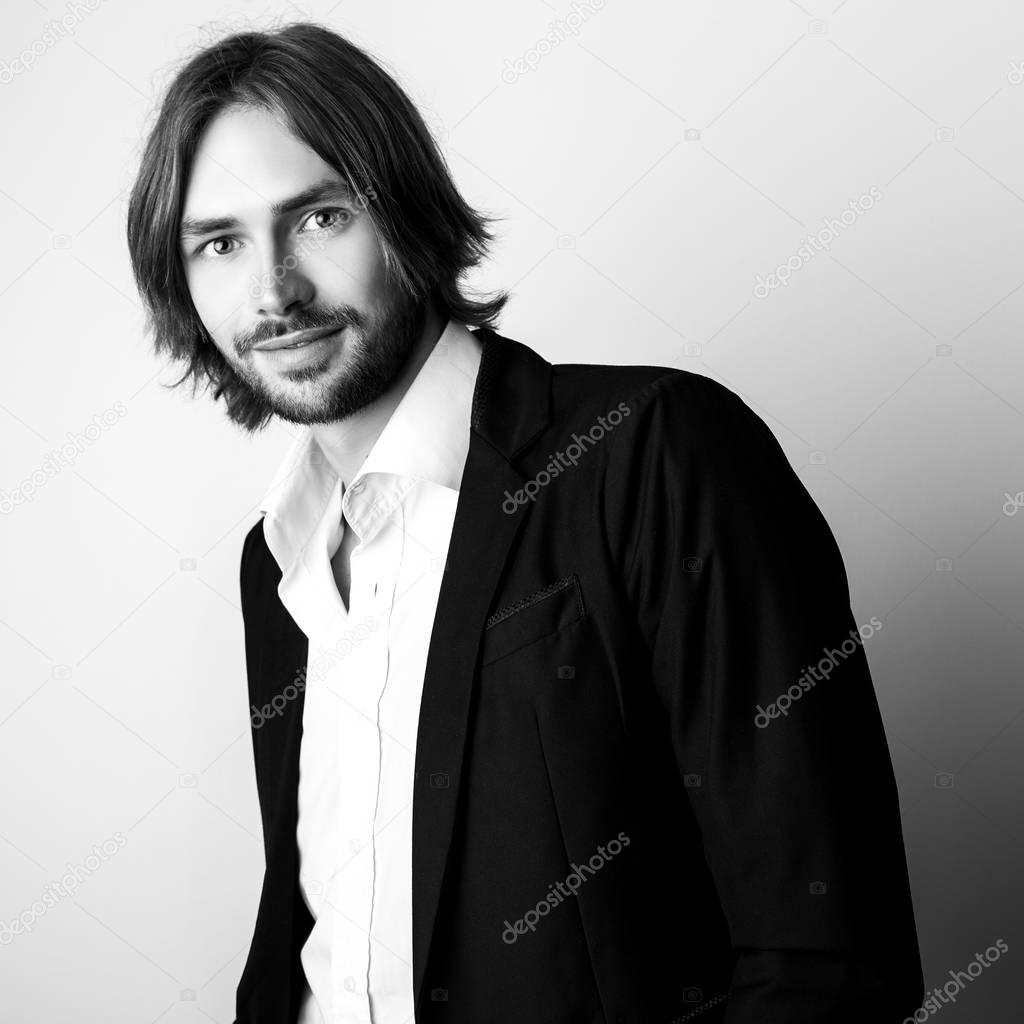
[
  {"left": 343, "top": 975, "right": 356, "bottom": 992},
  {"left": 349, "top": 837, "right": 363, "bottom": 853},
  {"left": 349, "top": 479, "right": 364, "bottom": 495}
]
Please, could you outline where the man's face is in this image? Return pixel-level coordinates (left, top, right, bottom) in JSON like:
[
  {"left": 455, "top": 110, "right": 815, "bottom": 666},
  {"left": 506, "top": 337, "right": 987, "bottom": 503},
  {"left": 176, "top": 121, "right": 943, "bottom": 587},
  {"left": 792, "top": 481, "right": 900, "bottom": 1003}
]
[{"left": 179, "top": 104, "right": 424, "bottom": 427}]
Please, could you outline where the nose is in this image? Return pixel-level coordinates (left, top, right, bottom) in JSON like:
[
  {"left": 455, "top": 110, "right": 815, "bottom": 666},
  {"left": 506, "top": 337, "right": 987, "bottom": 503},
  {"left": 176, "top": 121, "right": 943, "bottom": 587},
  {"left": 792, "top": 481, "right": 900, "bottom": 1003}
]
[{"left": 251, "top": 241, "right": 314, "bottom": 318}]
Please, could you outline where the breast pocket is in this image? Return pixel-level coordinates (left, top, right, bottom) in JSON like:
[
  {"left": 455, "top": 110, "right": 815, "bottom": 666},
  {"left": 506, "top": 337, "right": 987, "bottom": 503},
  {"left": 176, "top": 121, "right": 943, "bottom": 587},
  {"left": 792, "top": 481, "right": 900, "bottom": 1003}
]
[{"left": 480, "top": 573, "right": 586, "bottom": 667}]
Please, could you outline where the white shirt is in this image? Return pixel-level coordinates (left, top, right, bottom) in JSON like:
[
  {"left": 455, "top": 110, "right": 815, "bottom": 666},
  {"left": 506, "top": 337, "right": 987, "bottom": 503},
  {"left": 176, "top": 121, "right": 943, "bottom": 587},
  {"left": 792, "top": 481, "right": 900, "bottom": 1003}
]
[{"left": 257, "top": 319, "right": 483, "bottom": 1024}]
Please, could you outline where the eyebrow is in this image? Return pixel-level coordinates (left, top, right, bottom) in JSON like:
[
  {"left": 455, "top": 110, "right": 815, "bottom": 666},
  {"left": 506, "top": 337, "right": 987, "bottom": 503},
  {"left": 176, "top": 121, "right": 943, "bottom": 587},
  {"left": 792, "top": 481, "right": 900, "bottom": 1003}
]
[{"left": 178, "top": 177, "right": 354, "bottom": 242}]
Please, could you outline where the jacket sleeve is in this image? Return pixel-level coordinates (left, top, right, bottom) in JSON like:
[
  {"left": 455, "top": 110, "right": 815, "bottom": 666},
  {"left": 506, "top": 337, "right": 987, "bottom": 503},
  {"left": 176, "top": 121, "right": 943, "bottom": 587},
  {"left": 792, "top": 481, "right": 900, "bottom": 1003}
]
[{"left": 619, "top": 372, "right": 925, "bottom": 1023}]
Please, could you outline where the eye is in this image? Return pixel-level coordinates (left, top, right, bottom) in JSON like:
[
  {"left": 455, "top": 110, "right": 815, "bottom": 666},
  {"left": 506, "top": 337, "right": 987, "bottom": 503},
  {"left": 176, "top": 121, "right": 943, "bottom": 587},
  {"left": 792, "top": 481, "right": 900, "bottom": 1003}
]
[
  {"left": 195, "top": 237, "right": 239, "bottom": 258},
  {"left": 300, "top": 207, "right": 352, "bottom": 233}
]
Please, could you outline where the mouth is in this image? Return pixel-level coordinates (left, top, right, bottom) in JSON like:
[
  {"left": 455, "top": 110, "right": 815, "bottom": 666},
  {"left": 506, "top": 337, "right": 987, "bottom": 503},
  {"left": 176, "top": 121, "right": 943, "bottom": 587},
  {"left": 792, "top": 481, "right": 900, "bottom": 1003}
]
[
  {"left": 251, "top": 325, "right": 345, "bottom": 369},
  {"left": 251, "top": 325, "right": 344, "bottom": 352}
]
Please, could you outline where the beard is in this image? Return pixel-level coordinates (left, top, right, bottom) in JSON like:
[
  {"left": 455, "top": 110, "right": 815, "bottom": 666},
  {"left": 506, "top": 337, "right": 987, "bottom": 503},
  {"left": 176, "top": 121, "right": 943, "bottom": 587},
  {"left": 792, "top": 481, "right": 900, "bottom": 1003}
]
[{"left": 227, "top": 286, "right": 427, "bottom": 427}]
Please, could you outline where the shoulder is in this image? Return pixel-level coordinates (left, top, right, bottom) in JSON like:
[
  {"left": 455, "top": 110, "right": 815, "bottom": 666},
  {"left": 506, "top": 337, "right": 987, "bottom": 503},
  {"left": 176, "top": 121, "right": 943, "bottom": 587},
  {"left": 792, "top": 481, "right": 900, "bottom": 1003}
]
[
  {"left": 547, "top": 360, "right": 775, "bottom": 466},
  {"left": 551, "top": 358, "right": 753, "bottom": 415}
]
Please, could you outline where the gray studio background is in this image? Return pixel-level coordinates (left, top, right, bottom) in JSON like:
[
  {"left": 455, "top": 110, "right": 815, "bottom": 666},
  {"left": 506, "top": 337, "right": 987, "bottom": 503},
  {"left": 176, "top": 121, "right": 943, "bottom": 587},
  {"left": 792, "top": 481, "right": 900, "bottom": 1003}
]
[{"left": 1, "top": 0, "right": 1023, "bottom": 1021}]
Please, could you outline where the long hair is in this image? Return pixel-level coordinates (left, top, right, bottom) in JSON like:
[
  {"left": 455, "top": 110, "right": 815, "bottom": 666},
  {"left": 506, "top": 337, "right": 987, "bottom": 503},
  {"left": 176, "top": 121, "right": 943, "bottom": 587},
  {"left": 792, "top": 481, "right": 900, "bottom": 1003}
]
[{"left": 126, "top": 20, "right": 508, "bottom": 433}]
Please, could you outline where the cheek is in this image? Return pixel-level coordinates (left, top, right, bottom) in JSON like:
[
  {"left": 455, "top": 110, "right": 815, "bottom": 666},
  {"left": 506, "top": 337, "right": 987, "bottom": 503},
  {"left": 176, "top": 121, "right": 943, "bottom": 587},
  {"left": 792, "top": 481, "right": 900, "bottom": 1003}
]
[
  {"left": 363, "top": 243, "right": 390, "bottom": 299},
  {"left": 185, "top": 267, "right": 244, "bottom": 342},
  {"left": 316, "top": 217, "right": 388, "bottom": 297}
]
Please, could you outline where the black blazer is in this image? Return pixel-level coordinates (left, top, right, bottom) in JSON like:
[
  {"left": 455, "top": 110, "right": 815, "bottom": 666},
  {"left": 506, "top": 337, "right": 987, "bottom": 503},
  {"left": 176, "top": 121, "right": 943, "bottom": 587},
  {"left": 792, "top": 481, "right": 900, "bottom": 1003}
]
[{"left": 235, "top": 326, "right": 924, "bottom": 1024}]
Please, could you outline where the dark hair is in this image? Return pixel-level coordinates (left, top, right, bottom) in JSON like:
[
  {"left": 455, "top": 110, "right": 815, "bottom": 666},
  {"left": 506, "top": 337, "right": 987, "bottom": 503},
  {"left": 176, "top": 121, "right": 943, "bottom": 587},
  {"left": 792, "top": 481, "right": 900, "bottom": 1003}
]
[{"left": 126, "top": 20, "right": 508, "bottom": 432}]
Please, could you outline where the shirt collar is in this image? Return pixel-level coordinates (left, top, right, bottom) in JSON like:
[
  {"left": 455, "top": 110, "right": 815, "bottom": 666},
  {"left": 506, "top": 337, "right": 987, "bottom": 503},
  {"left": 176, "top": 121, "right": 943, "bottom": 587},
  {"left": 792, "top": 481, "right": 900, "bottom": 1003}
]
[{"left": 257, "top": 318, "right": 483, "bottom": 572}]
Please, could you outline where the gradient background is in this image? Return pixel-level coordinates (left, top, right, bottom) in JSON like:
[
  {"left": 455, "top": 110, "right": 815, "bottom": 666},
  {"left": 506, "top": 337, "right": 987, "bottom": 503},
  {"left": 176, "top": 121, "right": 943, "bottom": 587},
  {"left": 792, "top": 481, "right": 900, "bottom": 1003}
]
[{"left": 1, "top": 1, "right": 1022, "bottom": 1021}]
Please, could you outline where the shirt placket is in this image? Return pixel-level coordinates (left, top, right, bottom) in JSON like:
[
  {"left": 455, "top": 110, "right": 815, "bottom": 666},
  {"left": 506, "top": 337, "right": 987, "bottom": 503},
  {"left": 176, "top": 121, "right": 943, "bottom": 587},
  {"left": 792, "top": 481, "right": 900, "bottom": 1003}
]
[
  {"left": 333, "top": 480, "right": 400, "bottom": 1022},
  {"left": 363, "top": 507, "right": 409, "bottom": 1020}
]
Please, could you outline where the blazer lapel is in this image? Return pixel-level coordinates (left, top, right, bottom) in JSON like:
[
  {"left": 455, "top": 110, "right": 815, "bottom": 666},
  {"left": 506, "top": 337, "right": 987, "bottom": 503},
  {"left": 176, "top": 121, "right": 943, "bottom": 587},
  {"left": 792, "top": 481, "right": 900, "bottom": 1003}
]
[{"left": 411, "top": 327, "right": 553, "bottom": 1010}]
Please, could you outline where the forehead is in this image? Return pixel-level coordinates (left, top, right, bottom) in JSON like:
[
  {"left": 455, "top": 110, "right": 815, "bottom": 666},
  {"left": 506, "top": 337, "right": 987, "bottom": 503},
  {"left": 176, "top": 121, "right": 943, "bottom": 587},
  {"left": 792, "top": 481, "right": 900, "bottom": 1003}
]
[{"left": 182, "top": 105, "right": 341, "bottom": 218}]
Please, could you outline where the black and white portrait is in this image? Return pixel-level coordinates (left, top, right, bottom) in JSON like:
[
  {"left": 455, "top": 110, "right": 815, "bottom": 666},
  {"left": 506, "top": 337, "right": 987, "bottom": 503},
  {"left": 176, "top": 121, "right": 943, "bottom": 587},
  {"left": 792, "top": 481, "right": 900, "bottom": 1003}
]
[{"left": 2, "top": 5, "right": 1022, "bottom": 1023}]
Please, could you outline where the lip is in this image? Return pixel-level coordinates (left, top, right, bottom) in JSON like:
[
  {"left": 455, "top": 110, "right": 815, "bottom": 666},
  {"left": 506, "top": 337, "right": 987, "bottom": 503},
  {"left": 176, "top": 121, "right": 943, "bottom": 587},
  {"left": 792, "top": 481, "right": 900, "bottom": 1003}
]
[
  {"left": 252, "top": 326, "right": 343, "bottom": 369},
  {"left": 251, "top": 325, "right": 342, "bottom": 352}
]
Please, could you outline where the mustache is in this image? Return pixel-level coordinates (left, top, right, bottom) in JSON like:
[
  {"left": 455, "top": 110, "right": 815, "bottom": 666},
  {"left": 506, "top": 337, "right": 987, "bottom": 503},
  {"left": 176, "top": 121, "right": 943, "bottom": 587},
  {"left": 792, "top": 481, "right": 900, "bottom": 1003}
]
[{"left": 239, "top": 307, "right": 362, "bottom": 353}]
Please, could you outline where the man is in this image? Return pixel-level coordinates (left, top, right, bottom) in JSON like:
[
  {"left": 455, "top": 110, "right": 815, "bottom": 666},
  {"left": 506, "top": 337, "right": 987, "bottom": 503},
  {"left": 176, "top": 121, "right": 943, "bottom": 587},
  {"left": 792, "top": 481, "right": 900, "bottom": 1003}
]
[{"left": 127, "top": 21, "right": 925, "bottom": 1024}]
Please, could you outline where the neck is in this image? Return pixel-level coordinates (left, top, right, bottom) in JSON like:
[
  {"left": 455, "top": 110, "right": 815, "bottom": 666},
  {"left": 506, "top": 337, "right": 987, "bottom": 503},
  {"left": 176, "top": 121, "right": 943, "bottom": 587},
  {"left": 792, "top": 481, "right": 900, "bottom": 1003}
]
[{"left": 310, "top": 301, "right": 445, "bottom": 487}]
